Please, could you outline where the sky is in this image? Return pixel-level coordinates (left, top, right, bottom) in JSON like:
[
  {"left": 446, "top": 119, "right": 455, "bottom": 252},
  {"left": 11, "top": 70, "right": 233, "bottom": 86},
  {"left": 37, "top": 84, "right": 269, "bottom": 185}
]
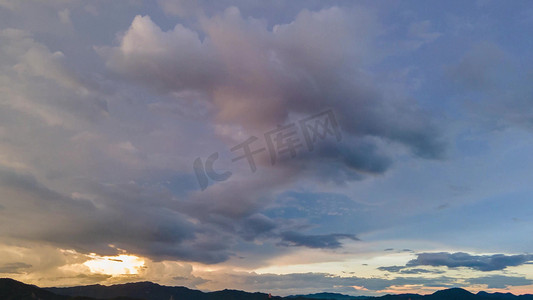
[{"left": 0, "top": 0, "right": 533, "bottom": 296}]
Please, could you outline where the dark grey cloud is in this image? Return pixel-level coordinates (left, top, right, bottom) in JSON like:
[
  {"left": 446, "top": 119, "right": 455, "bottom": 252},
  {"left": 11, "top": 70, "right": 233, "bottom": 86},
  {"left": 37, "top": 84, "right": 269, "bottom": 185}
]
[
  {"left": 239, "top": 213, "right": 278, "bottom": 241},
  {"left": 0, "top": 165, "right": 353, "bottom": 264},
  {"left": 0, "top": 167, "right": 230, "bottom": 264},
  {"left": 377, "top": 265, "right": 403, "bottom": 272},
  {"left": 400, "top": 268, "right": 445, "bottom": 275},
  {"left": 0, "top": 262, "right": 32, "bottom": 274},
  {"left": 467, "top": 275, "right": 533, "bottom": 289},
  {"left": 278, "top": 231, "right": 358, "bottom": 249},
  {"left": 282, "top": 138, "right": 393, "bottom": 184},
  {"left": 406, "top": 252, "right": 533, "bottom": 271},
  {"left": 377, "top": 266, "right": 444, "bottom": 274}
]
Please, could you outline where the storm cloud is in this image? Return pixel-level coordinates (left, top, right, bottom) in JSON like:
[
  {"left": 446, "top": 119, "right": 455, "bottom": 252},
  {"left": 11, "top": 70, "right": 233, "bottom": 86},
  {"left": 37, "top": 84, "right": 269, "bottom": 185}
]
[
  {"left": 278, "top": 231, "right": 359, "bottom": 249},
  {"left": 406, "top": 252, "right": 533, "bottom": 271}
]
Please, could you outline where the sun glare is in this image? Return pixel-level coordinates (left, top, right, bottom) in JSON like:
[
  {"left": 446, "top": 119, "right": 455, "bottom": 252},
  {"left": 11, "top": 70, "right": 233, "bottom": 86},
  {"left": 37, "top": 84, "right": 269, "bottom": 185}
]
[{"left": 84, "top": 254, "right": 145, "bottom": 276}]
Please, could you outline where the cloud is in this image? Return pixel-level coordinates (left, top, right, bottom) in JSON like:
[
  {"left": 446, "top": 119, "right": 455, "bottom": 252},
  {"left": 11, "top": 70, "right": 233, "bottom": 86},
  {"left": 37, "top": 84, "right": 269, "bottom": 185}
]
[
  {"left": 104, "top": 15, "right": 219, "bottom": 94},
  {"left": 103, "top": 6, "right": 446, "bottom": 184},
  {"left": 5, "top": 2, "right": 529, "bottom": 292},
  {"left": 377, "top": 265, "right": 404, "bottom": 272},
  {"left": 405, "top": 252, "right": 533, "bottom": 271},
  {"left": 239, "top": 213, "right": 278, "bottom": 241},
  {"left": 278, "top": 231, "right": 358, "bottom": 249},
  {"left": 404, "top": 20, "right": 441, "bottom": 50},
  {"left": 0, "top": 262, "right": 32, "bottom": 274},
  {"left": 467, "top": 275, "right": 533, "bottom": 289},
  {"left": 448, "top": 42, "right": 533, "bottom": 131},
  {"left": 0, "top": 166, "right": 231, "bottom": 264},
  {"left": 182, "top": 177, "right": 359, "bottom": 251},
  {"left": 198, "top": 271, "right": 462, "bottom": 295},
  {"left": 58, "top": 8, "right": 71, "bottom": 25},
  {"left": 0, "top": 28, "right": 106, "bottom": 129},
  {"left": 157, "top": 0, "right": 201, "bottom": 17},
  {"left": 377, "top": 266, "right": 444, "bottom": 274},
  {"left": 447, "top": 41, "right": 505, "bottom": 91}
]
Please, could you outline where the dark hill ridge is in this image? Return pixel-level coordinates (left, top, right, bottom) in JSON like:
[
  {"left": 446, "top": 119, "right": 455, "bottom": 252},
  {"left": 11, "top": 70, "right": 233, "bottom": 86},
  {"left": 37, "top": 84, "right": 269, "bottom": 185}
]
[
  {"left": 2, "top": 278, "right": 533, "bottom": 300},
  {"left": 47, "top": 281, "right": 206, "bottom": 300},
  {"left": 46, "top": 281, "right": 283, "bottom": 300},
  {"left": 0, "top": 278, "right": 140, "bottom": 300},
  {"left": 377, "top": 288, "right": 533, "bottom": 300},
  {"left": 0, "top": 278, "right": 67, "bottom": 300},
  {"left": 287, "top": 292, "right": 370, "bottom": 299}
]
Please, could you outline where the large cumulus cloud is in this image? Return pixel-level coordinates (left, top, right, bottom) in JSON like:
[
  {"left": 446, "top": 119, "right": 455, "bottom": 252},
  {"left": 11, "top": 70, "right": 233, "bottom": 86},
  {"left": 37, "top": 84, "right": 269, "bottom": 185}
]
[
  {"left": 0, "top": 2, "right": 447, "bottom": 269},
  {"left": 103, "top": 7, "right": 445, "bottom": 178},
  {"left": 84, "top": 8, "right": 448, "bottom": 259}
]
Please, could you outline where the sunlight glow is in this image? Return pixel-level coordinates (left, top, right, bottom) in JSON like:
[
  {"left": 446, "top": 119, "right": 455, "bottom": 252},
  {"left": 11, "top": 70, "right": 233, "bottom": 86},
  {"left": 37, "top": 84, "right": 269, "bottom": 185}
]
[{"left": 83, "top": 254, "right": 145, "bottom": 276}]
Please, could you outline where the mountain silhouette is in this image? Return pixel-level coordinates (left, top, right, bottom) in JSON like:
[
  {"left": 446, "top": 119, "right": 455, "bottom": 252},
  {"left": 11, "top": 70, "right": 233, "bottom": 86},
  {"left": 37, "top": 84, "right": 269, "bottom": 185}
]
[
  {"left": 0, "top": 278, "right": 140, "bottom": 300},
  {"left": 46, "top": 281, "right": 283, "bottom": 300},
  {"left": 2, "top": 278, "right": 533, "bottom": 300},
  {"left": 0, "top": 278, "right": 67, "bottom": 300},
  {"left": 287, "top": 292, "right": 369, "bottom": 299}
]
